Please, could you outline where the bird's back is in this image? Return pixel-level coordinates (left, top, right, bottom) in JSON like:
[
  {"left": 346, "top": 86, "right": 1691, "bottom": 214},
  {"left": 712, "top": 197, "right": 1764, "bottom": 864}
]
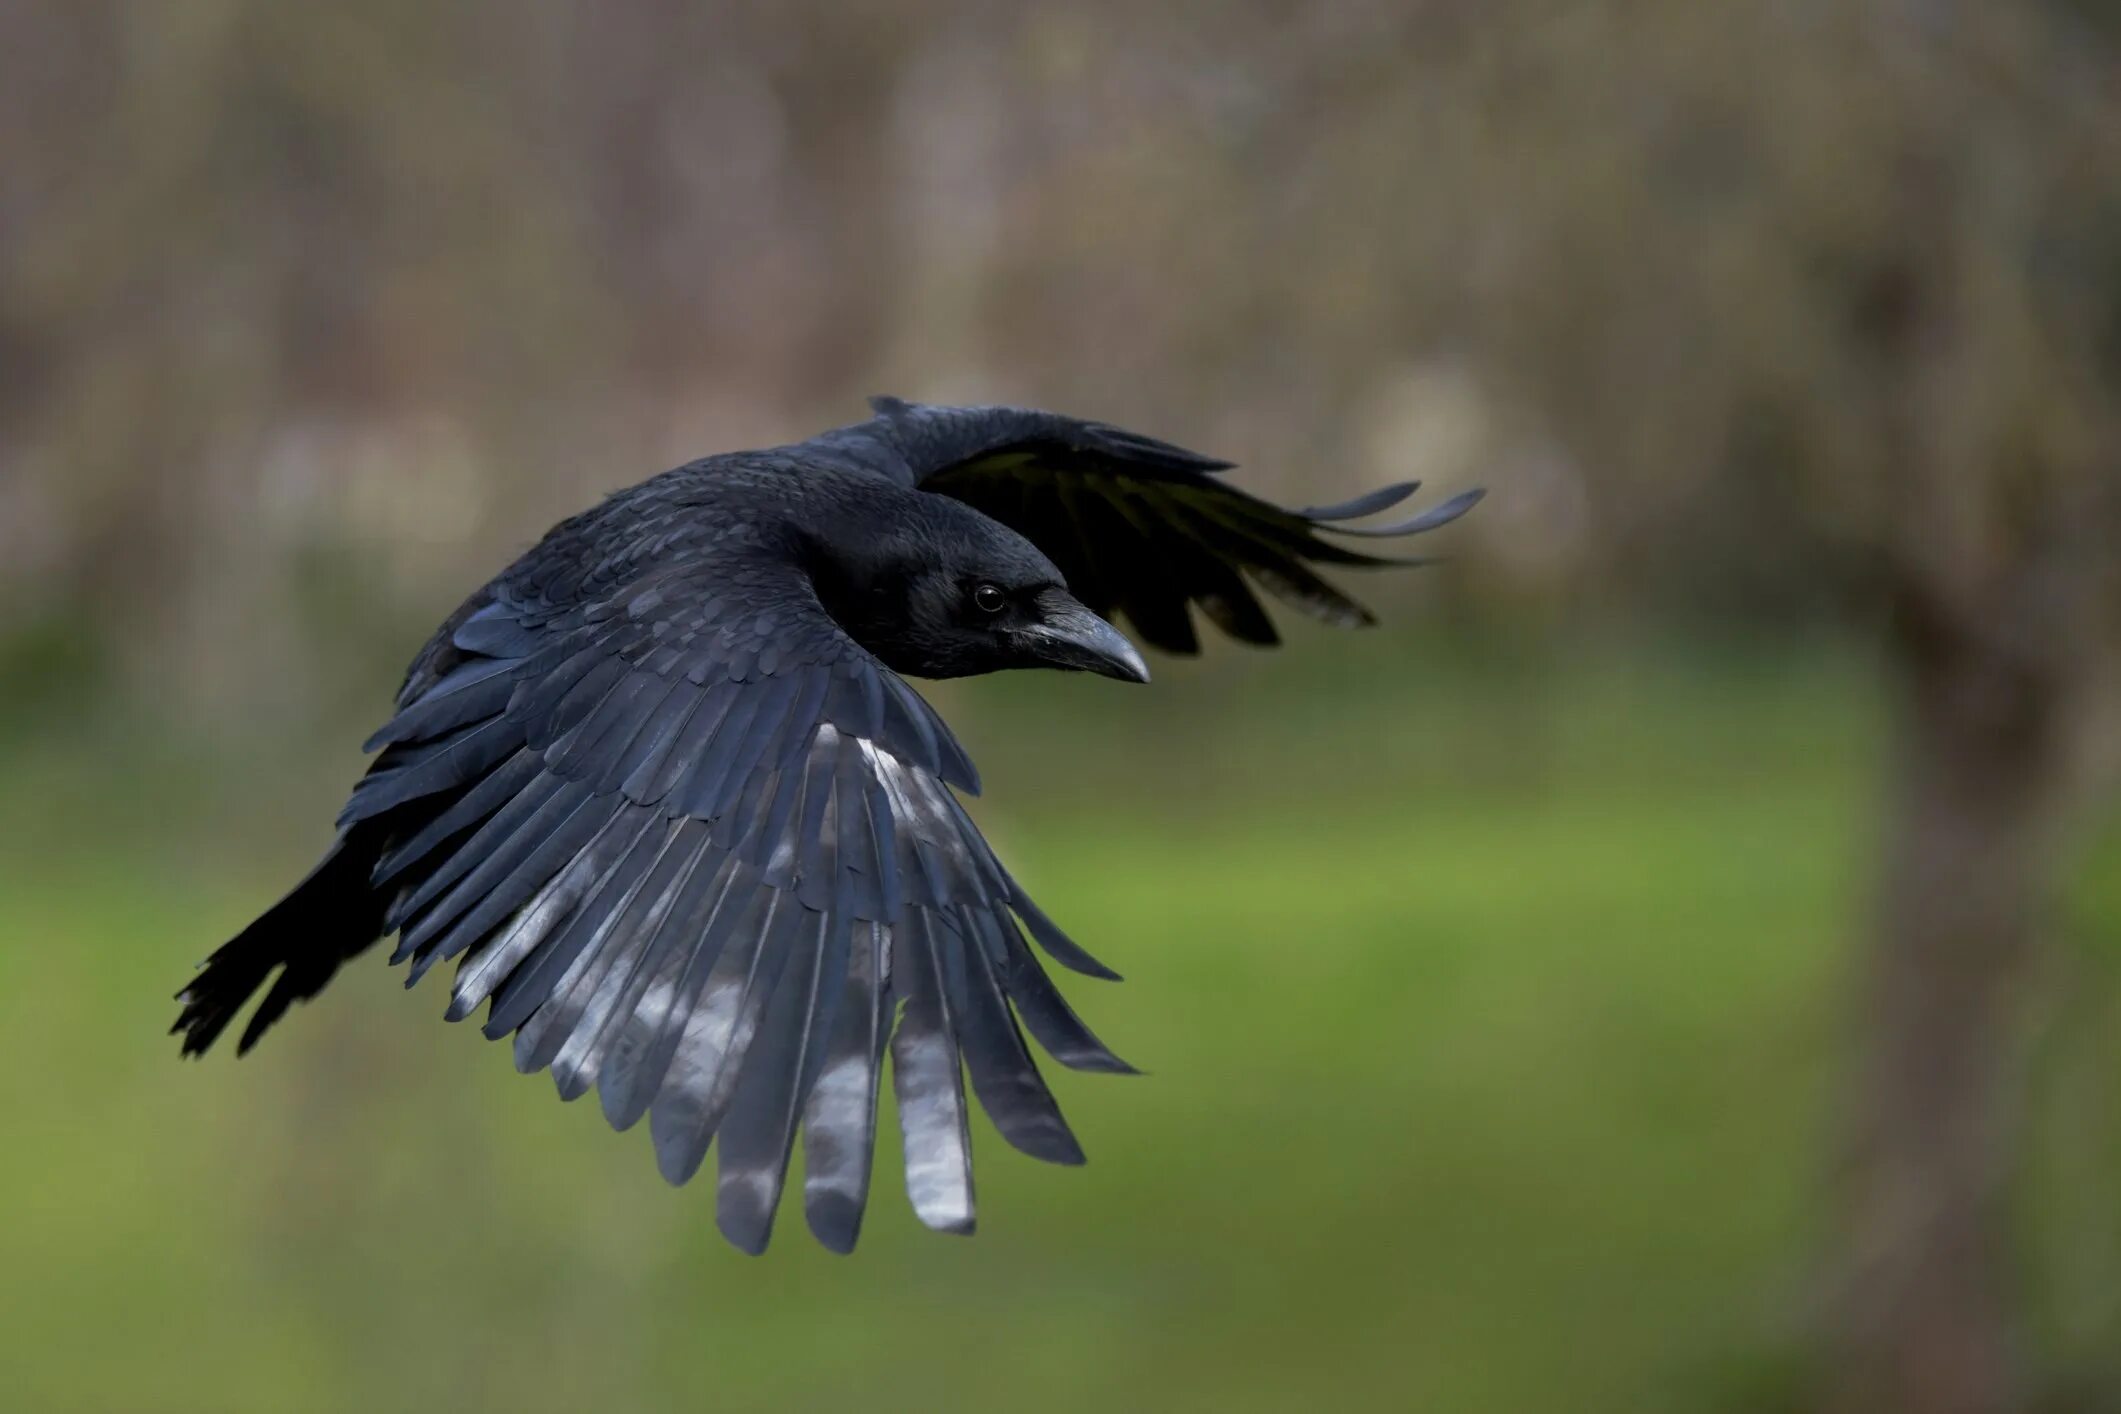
[{"left": 394, "top": 446, "right": 900, "bottom": 709}]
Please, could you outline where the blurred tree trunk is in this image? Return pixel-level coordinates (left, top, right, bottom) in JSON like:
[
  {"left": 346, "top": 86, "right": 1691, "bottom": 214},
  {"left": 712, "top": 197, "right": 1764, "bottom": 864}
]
[
  {"left": 1834, "top": 592, "right": 2072, "bottom": 1414},
  {"left": 1827, "top": 130, "right": 2097, "bottom": 1409}
]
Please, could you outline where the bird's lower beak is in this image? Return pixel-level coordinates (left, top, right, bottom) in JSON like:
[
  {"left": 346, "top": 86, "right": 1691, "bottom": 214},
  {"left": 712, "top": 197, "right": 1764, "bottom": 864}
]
[{"left": 1023, "top": 594, "right": 1151, "bottom": 683}]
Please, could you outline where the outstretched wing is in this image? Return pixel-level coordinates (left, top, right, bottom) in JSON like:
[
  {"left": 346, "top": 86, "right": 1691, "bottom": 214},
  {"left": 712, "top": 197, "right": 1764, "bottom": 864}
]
[
  {"left": 890, "top": 401, "right": 1483, "bottom": 655},
  {"left": 338, "top": 541, "right": 1129, "bottom": 1254}
]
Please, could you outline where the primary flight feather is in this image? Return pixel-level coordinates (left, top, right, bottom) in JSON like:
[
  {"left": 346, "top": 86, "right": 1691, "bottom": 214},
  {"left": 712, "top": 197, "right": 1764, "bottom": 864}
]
[{"left": 173, "top": 397, "right": 1481, "bottom": 1254}]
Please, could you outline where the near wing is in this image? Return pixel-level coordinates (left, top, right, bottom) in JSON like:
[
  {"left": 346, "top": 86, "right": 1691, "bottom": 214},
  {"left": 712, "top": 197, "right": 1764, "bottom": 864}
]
[{"left": 338, "top": 553, "right": 1130, "bottom": 1254}]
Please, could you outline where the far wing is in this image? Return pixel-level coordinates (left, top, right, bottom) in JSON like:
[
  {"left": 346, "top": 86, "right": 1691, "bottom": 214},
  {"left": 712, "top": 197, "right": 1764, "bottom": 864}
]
[
  {"left": 340, "top": 547, "right": 1129, "bottom": 1254},
  {"left": 906, "top": 408, "right": 1482, "bottom": 654}
]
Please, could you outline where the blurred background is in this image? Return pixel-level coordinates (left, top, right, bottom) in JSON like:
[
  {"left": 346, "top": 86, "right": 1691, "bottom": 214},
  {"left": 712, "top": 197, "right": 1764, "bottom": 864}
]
[{"left": 3, "top": 2, "right": 2119, "bottom": 1411}]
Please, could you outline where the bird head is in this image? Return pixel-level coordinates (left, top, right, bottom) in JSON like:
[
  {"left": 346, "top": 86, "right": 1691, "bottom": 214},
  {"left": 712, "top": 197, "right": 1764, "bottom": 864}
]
[{"left": 805, "top": 499, "right": 1149, "bottom": 684}]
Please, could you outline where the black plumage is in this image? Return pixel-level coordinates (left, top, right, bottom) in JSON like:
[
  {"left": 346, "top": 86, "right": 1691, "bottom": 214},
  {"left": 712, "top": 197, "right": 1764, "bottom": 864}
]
[{"left": 172, "top": 398, "right": 1480, "bottom": 1252}]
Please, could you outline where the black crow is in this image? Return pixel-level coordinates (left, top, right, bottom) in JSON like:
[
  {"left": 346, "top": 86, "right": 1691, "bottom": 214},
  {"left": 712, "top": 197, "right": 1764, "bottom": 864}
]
[{"left": 173, "top": 397, "right": 1481, "bottom": 1253}]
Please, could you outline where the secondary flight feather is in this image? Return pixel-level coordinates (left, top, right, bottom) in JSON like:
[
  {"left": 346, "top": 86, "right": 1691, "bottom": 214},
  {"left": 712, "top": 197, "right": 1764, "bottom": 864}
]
[{"left": 172, "top": 398, "right": 1481, "bottom": 1254}]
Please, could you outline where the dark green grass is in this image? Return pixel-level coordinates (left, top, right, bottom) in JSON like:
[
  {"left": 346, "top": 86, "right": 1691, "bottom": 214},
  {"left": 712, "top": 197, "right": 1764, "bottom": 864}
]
[{"left": 1, "top": 644, "right": 2112, "bottom": 1412}]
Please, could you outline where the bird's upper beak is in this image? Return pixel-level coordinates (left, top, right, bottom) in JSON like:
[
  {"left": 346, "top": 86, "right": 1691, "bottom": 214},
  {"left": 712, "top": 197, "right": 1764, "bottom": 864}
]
[{"left": 1022, "top": 591, "right": 1151, "bottom": 683}]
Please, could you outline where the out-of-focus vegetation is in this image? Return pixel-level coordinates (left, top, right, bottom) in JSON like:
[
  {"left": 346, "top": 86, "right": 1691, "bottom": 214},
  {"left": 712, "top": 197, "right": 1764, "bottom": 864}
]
[
  {"left": 2, "top": 648, "right": 2116, "bottom": 1413},
  {"left": 4, "top": 3, "right": 2119, "bottom": 1411},
  {"left": 9, "top": 0, "right": 2111, "bottom": 716},
  {"left": 0, "top": 648, "right": 2062, "bottom": 1414}
]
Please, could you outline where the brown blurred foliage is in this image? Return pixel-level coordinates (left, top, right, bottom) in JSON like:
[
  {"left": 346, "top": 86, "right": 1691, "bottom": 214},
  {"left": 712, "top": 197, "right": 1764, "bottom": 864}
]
[
  {"left": 9, "top": 2, "right": 2111, "bottom": 709},
  {"left": 3, "top": 3, "right": 2118, "bottom": 1410}
]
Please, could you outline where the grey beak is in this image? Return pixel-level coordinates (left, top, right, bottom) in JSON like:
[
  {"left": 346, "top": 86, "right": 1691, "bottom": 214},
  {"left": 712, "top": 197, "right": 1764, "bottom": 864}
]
[{"left": 1024, "top": 593, "right": 1151, "bottom": 683}]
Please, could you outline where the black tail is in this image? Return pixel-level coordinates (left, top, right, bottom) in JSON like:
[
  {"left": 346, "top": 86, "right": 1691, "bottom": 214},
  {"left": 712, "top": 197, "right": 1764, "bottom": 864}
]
[{"left": 173, "top": 827, "right": 388, "bottom": 1057}]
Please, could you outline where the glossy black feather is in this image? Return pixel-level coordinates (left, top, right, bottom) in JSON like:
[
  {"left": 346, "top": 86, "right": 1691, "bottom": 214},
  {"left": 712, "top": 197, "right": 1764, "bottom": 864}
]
[
  {"left": 891, "top": 909, "right": 976, "bottom": 1233},
  {"left": 802, "top": 919, "right": 889, "bottom": 1253},
  {"left": 1323, "top": 486, "right": 1487, "bottom": 537},
  {"left": 597, "top": 846, "right": 752, "bottom": 1131},
  {"left": 714, "top": 904, "right": 847, "bottom": 1253},
  {"left": 649, "top": 886, "right": 798, "bottom": 1185},
  {"left": 384, "top": 768, "right": 571, "bottom": 937},
  {"left": 397, "top": 783, "right": 602, "bottom": 968},
  {"left": 362, "top": 657, "right": 522, "bottom": 751},
  {"left": 451, "top": 600, "right": 544, "bottom": 658},
  {"left": 1298, "top": 480, "right": 1420, "bottom": 522},
  {"left": 483, "top": 811, "right": 670, "bottom": 1040},
  {"left": 956, "top": 907, "right": 1084, "bottom": 1164},
  {"left": 339, "top": 714, "right": 523, "bottom": 826},
  {"left": 373, "top": 747, "right": 543, "bottom": 887}
]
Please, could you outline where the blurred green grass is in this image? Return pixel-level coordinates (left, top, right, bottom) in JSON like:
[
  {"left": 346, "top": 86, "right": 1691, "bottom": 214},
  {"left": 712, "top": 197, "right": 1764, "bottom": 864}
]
[{"left": 2, "top": 641, "right": 2113, "bottom": 1413}]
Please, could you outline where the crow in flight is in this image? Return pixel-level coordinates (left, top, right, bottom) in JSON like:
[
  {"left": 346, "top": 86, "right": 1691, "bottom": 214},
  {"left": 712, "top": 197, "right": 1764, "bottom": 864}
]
[{"left": 173, "top": 397, "right": 1480, "bottom": 1253}]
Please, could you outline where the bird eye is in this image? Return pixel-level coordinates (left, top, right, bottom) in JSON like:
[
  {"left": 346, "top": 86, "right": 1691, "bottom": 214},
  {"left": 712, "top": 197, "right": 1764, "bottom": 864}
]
[{"left": 971, "top": 583, "right": 1007, "bottom": 614}]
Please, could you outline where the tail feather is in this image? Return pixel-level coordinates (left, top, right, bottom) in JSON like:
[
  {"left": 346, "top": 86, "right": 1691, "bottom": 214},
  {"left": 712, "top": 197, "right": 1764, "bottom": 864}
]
[{"left": 173, "top": 828, "right": 388, "bottom": 1057}]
